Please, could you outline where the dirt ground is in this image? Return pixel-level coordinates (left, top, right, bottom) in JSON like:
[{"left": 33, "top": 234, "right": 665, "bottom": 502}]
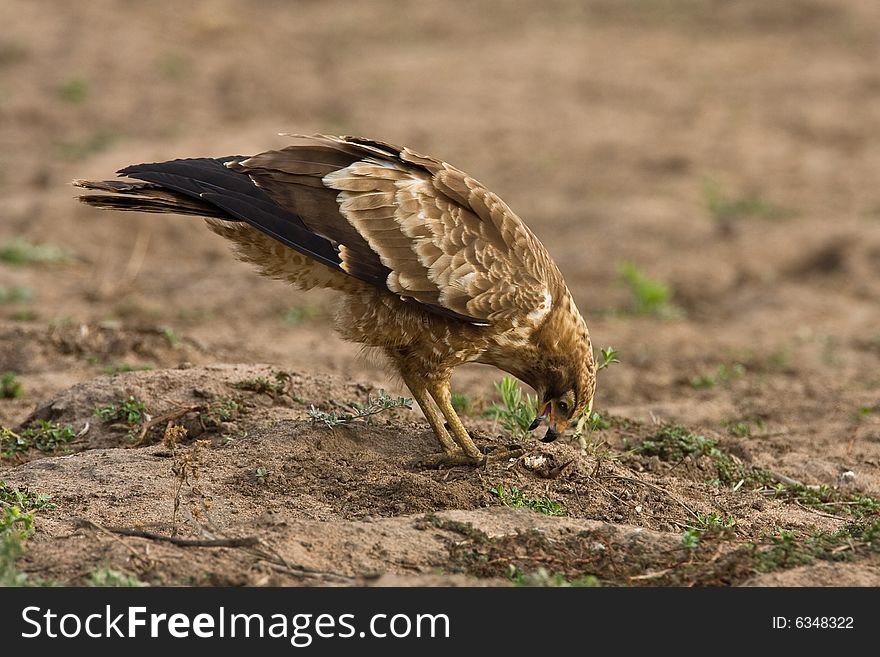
[{"left": 1, "top": 0, "right": 879, "bottom": 586}]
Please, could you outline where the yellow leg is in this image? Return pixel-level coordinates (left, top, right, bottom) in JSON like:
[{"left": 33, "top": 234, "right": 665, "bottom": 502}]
[
  {"left": 418, "top": 381, "right": 525, "bottom": 468},
  {"left": 400, "top": 372, "right": 461, "bottom": 456},
  {"left": 427, "top": 380, "right": 485, "bottom": 461}
]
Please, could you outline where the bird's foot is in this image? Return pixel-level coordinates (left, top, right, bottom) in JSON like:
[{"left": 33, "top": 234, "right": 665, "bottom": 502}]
[
  {"left": 415, "top": 452, "right": 484, "bottom": 468},
  {"left": 415, "top": 445, "right": 524, "bottom": 469},
  {"left": 483, "top": 445, "right": 525, "bottom": 463}
]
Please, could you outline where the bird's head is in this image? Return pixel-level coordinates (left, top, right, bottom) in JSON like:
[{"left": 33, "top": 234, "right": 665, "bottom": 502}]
[
  {"left": 520, "top": 287, "right": 596, "bottom": 442},
  {"left": 529, "top": 358, "right": 596, "bottom": 442}
]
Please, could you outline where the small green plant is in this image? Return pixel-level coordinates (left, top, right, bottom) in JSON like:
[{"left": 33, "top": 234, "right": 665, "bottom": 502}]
[
  {"left": 635, "top": 425, "right": 719, "bottom": 462},
  {"left": 450, "top": 392, "right": 472, "bottom": 415},
  {"left": 161, "top": 327, "right": 180, "bottom": 348},
  {"left": 491, "top": 376, "right": 537, "bottom": 440},
  {"left": 1, "top": 421, "right": 77, "bottom": 457},
  {"left": 233, "top": 372, "right": 291, "bottom": 397},
  {"left": 680, "top": 513, "right": 734, "bottom": 550},
  {"left": 720, "top": 417, "right": 764, "bottom": 438},
  {"left": 692, "top": 512, "right": 736, "bottom": 531},
  {"left": 690, "top": 363, "right": 746, "bottom": 389},
  {"left": 703, "top": 179, "right": 793, "bottom": 230},
  {"left": 632, "top": 424, "right": 745, "bottom": 486},
  {"left": 618, "top": 260, "right": 673, "bottom": 316},
  {"left": 0, "top": 481, "right": 52, "bottom": 586},
  {"left": 86, "top": 566, "right": 147, "bottom": 587},
  {"left": 490, "top": 485, "right": 565, "bottom": 517},
  {"left": 0, "top": 239, "right": 70, "bottom": 265},
  {"left": 204, "top": 398, "right": 238, "bottom": 424},
  {"left": 308, "top": 390, "right": 413, "bottom": 428},
  {"left": 255, "top": 467, "right": 269, "bottom": 482},
  {"left": 57, "top": 77, "right": 89, "bottom": 103},
  {"left": 510, "top": 566, "right": 599, "bottom": 587},
  {"left": 0, "top": 481, "right": 54, "bottom": 511},
  {"left": 753, "top": 475, "right": 880, "bottom": 519},
  {"left": 0, "top": 286, "right": 31, "bottom": 304},
  {"left": 222, "top": 430, "right": 246, "bottom": 446},
  {"left": 765, "top": 349, "right": 791, "bottom": 370},
  {"left": 96, "top": 396, "right": 147, "bottom": 425},
  {"left": 1, "top": 372, "right": 23, "bottom": 399},
  {"left": 584, "top": 411, "right": 610, "bottom": 431},
  {"left": 95, "top": 396, "right": 149, "bottom": 441},
  {"left": 1, "top": 505, "right": 34, "bottom": 586},
  {"left": 597, "top": 346, "right": 620, "bottom": 371},
  {"left": 570, "top": 348, "right": 620, "bottom": 445},
  {"left": 681, "top": 528, "right": 701, "bottom": 549}
]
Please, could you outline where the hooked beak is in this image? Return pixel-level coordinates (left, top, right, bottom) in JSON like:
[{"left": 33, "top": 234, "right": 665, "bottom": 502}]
[
  {"left": 530, "top": 401, "right": 567, "bottom": 443},
  {"left": 529, "top": 401, "right": 550, "bottom": 431}
]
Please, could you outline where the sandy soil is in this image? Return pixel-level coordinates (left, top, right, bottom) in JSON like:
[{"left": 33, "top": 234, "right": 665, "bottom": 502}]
[{"left": 1, "top": 0, "right": 879, "bottom": 586}]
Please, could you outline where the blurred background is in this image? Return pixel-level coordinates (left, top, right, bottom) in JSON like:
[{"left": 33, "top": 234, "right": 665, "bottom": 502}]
[{"left": 1, "top": 0, "right": 879, "bottom": 488}]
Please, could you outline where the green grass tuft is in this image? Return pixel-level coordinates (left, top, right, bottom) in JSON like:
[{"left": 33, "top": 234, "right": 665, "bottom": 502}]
[
  {"left": 690, "top": 363, "right": 746, "bottom": 389},
  {"left": 0, "top": 481, "right": 53, "bottom": 586},
  {"left": 618, "top": 260, "right": 674, "bottom": 316},
  {"left": 1, "top": 372, "right": 23, "bottom": 399},
  {"left": 1, "top": 421, "right": 77, "bottom": 457},
  {"left": 0, "top": 239, "right": 70, "bottom": 266},
  {"left": 96, "top": 396, "right": 147, "bottom": 425},
  {"left": 491, "top": 376, "right": 537, "bottom": 440},
  {"left": 450, "top": 392, "right": 472, "bottom": 415},
  {"left": 86, "top": 566, "right": 147, "bottom": 587},
  {"left": 704, "top": 179, "right": 794, "bottom": 227},
  {"left": 308, "top": 390, "right": 412, "bottom": 428},
  {"left": 510, "top": 566, "right": 599, "bottom": 587},
  {"left": 57, "top": 77, "right": 89, "bottom": 103},
  {"left": 0, "top": 286, "right": 31, "bottom": 304},
  {"left": 490, "top": 485, "right": 565, "bottom": 516}
]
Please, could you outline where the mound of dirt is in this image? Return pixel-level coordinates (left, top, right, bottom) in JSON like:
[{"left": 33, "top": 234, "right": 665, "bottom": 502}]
[{"left": 2, "top": 365, "right": 875, "bottom": 586}]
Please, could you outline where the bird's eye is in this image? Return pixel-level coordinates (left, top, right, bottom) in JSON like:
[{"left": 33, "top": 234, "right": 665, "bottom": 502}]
[{"left": 557, "top": 400, "right": 569, "bottom": 414}]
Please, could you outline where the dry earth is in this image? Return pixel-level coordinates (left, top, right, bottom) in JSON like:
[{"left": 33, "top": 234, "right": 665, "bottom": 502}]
[{"left": 1, "top": 0, "right": 879, "bottom": 586}]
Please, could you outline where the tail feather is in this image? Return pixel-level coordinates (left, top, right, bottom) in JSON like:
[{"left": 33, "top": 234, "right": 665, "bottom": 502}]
[
  {"left": 74, "top": 156, "right": 344, "bottom": 273},
  {"left": 74, "top": 178, "right": 229, "bottom": 217}
]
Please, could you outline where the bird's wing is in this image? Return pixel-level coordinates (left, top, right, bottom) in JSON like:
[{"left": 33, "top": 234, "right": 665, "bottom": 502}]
[{"left": 231, "top": 135, "right": 561, "bottom": 325}]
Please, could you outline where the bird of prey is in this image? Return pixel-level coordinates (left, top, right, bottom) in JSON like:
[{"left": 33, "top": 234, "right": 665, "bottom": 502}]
[{"left": 75, "top": 135, "right": 596, "bottom": 466}]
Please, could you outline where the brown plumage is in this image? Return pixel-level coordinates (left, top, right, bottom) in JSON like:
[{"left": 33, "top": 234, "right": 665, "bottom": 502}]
[{"left": 74, "top": 134, "right": 596, "bottom": 465}]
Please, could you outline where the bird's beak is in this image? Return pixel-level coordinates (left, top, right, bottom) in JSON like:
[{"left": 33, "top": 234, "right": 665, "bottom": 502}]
[
  {"left": 531, "top": 401, "right": 568, "bottom": 442},
  {"left": 529, "top": 401, "right": 550, "bottom": 431},
  {"left": 541, "top": 425, "right": 558, "bottom": 442},
  {"left": 541, "top": 416, "right": 568, "bottom": 443}
]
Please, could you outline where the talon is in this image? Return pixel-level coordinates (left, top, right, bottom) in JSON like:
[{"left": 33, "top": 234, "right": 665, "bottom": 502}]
[
  {"left": 484, "top": 447, "right": 525, "bottom": 462},
  {"left": 415, "top": 452, "right": 485, "bottom": 469},
  {"left": 415, "top": 446, "right": 523, "bottom": 468}
]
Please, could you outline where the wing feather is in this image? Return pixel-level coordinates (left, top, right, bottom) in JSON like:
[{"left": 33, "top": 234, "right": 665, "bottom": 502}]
[{"left": 231, "top": 135, "right": 562, "bottom": 326}]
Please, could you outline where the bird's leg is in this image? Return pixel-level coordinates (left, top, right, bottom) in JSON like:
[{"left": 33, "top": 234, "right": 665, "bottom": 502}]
[
  {"left": 399, "top": 372, "right": 461, "bottom": 457},
  {"left": 422, "top": 379, "right": 525, "bottom": 468},
  {"left": 427, "top": 380, "right": 485, "bottom": 461}
]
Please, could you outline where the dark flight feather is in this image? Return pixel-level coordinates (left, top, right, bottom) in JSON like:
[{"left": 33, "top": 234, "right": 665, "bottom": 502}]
[{"left": 77, "top": 153, "right": 483, "bottom": 324}]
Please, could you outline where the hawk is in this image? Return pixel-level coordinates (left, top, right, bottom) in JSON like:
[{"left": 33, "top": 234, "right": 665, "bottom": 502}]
[{"left": 75, "top": 135, "right": 596, "bottom": 466}]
